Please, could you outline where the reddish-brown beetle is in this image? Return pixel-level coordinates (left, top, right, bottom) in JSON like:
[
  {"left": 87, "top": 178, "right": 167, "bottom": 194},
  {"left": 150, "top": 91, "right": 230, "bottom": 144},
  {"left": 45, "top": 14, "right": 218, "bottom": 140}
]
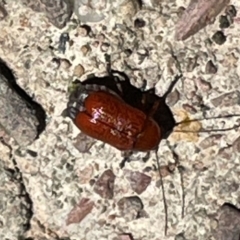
[
  {"left": 65, "top": 69, "right": 181, "bottom": 152},
  {"left": 64, "top": 67, "right": 240, "bottom": 236}
]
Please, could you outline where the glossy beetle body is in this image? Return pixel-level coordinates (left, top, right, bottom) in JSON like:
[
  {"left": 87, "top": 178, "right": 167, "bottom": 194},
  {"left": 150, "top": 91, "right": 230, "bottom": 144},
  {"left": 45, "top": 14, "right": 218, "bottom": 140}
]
[{"left": 65, "top": 70, "right": 177, "bottom": 151}]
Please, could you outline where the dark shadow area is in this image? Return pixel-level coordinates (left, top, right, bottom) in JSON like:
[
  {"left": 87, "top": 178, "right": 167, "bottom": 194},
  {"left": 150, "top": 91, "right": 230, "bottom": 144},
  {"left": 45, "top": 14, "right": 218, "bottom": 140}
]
[{"left": 0, "top": 58, "right": 46, "bottom": 138}]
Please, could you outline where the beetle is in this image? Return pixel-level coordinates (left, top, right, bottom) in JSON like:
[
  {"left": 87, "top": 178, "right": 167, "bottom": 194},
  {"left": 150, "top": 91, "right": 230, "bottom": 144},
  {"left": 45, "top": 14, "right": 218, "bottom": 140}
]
[
  {"left": 64, "top": 67, "right": 240, "bottom": 236},
  {"left": 65, "top": 69, "right": 182, "bottom": 152}
]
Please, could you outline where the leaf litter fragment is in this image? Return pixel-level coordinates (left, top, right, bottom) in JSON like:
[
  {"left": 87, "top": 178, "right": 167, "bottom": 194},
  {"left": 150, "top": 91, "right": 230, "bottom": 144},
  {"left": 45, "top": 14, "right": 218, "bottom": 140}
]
[{"left": 170, "top": 109, "right": 202, "bottom": 142}]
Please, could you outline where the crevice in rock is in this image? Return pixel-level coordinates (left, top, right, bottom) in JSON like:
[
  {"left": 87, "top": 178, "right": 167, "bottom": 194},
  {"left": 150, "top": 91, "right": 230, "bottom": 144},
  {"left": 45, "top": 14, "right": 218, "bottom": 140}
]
[{"left": 0, "top": 58, "right": 46, "bottom": 137}]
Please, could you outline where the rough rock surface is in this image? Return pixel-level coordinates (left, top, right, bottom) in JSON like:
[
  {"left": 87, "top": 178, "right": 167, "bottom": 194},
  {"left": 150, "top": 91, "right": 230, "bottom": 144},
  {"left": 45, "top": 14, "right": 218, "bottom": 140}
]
[{"left": 0, "top": 0, "right": 240, "bottom": 240}]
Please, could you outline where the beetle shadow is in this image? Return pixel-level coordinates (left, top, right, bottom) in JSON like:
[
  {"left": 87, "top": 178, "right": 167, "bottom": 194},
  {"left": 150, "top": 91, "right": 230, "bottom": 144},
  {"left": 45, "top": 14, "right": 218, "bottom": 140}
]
[{"left": 0, "top": 58, "right": 46, "bottom": 137}]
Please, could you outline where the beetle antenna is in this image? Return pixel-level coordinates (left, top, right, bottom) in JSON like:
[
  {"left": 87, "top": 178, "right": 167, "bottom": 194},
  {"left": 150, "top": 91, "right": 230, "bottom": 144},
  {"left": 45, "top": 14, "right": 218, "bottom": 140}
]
[
  {"left": 104, "top": 54, "right": 112, "bottom": 76},
  {"left": 155, "top": 148, "right": 168, "bottom": 236},
  {"left": 104, "top": 54, "right": 132, "bottom": 85},
  {"left": 175, "top": 113, "right": 240, "bottom": 132},
  {"left": 166, "top": 141, "right": 185, "bottom": 220},
  {"left": 163, "top": 74, "right": 182, "bottom": 99}
]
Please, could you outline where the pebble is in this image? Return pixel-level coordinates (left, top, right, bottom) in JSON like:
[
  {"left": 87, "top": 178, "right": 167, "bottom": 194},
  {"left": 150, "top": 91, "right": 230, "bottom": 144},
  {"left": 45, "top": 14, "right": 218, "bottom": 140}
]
[
  {"left": 73, "top": 64, "right": 85, "bottom": 77},
  {"left": 212, "top": 31, "right": 227, "bottom": 45},
  {"left": 225, "top": 5, "right": 237, "bottom": 18},
  {"left": 219, "top": 15, "right": 231, "bottom": 28},
  {"left": 80, "top": 45, "right": 91, "bottom": 56},
  {"left": 205, "top": 60, "right": 218, "bottom": 74},
  {"left": 60, "top": 58, "right": 72, "bottom": 70}
]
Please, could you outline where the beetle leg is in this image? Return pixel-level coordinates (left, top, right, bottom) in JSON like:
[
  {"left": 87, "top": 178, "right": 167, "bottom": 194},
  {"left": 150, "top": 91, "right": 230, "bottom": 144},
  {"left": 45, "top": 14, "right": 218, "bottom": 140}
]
[
  {"left": 104, "top": 54, "right": 127, "bottom": 93},
  {"left": 119, "top": 151, "right": 133, "bottom": 168},
  {"left": 142, "top": 151, "right": 151, "bottom": 162},
  {"left": 120, "top": 151, "right": 151, "bottom": 168},
  {"left": 140, "top": 79, "right": 147, "bottom": 91},
  {"left": 104, "top": 54, "right": 112, "bottom": 76},
  {"left": 104, "top": 54, "right": 130, "bottom": 83},
  {"left": 112, "top": 70, "right": 131, "bottom": 83},
  {"left": 62, "top": 107, "right": 79, "bottom": 120},
  {"left": 162, "top": 74, "right": 182, "bottom": 99}
]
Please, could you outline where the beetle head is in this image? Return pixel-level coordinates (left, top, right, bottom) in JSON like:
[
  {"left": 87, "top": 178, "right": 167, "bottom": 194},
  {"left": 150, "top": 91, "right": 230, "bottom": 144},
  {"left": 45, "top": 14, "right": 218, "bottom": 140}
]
[{"left": 65, "top": 81, "right": 88, "bottom": 120}]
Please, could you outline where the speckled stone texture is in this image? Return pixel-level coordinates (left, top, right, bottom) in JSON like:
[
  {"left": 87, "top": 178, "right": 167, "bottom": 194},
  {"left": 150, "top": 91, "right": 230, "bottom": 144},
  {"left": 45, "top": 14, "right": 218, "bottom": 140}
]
[
  {"left": 0, "top": 0, "right": 240, "bottom": 240},
  {"left": 0, "top": 144, "right": 32, "bottom": 240}
]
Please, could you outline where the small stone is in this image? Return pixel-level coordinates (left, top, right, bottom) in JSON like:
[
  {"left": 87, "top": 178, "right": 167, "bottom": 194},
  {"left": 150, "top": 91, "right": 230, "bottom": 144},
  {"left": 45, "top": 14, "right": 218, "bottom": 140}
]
[
  {"left": 73, "top": 132, "right": 95, "bottom": 153},
  {"left": 117, "top": 196, "right": 144, "bottom": 221},
  {"left": 212, "top": 31, "right": 226, "bottom": 45},
  {"left": 124, "top": 170, "right": 151, "bottom": 194},
  {"left": 154, "top": 35, "right": 163, "bottom": 43},
  {"left": 73, "top": 64, "right": 85, "bottom": 77},
  {"left": 77, "top": 25, "right": 91, "bottom": 37},
  {"left": 205, "top": 60, "right": 217, "bottom": 74},
  {"left": 199, "top": 134, "right": 222, "bottom": 149},
  {"left": 186, "top": 56, "right": 198, "bottom": 72},
  {"left": 118, "top": 0, "right": 140, "bottom": 21},
  {"left": 182, "top": 103, "right": 197, "bottom": 114},
  {"left": 175, "top": 233, "right": 186, "bottom": 240},
  {"left": 92, "top": 41, "right": 100, "bottom": 48},
  {"left": 210, "top": 218, "right": 218, "bottom": 230},
  {"left": 78, "top": 165, "right": 94, "bottom": 184},
  {"left": 124, "top": 49, "right": 133, "bottom": 57},
  {"left": 66, "top": 198, "right": 94, "bottom": 226},
  {"left": 166, "top": 89, "right": 180, "bottom": 106},
  {"left": 60, "top": 58, "right": 72, "bottom": 70},
  {"left": 80, "top": 45, "right": 91, "bottom": 56},
  {"left": 118, "top": 233, "right": 134, "bottom": 240},
  {"left": 49, "top": 58, "right": 61, "bottom": 69},
  {"left": 73, "top": 0, "right": 106, "bottom": 23},
  {"left": 225, "top": 5, "right": 237, "bottom": 18},
  {"left": 196, "top": 77, "right": 212, "bottom": 91},
  {"left": 24, "top": 59, "right": 31, "bottom": 70},
  {"left": 94, "top": 169, "right": 115, "bottom": 199},
  {"left": 134, "top": 18, "right": 145, "bottom": 28},
  {"left": 100, "top": 42, "right": 110, "bottom": 52},
  {"left": 177, "top": 6, "right": 185, "bottom": 18},
  {"left": 219, "top": 15, "right": 231, "bottom": 28},
  {"left": 97, "top": 33, "right": 105, "bottom": 42},
  {"left": 220, "top": 52, "right": 238, "bottom": 68},
  {"left": 89, "top": 179, "right": 95, "bottom": 186},
  {"left": 218, "top": 146, "right": 232, "bottom": 159}
]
